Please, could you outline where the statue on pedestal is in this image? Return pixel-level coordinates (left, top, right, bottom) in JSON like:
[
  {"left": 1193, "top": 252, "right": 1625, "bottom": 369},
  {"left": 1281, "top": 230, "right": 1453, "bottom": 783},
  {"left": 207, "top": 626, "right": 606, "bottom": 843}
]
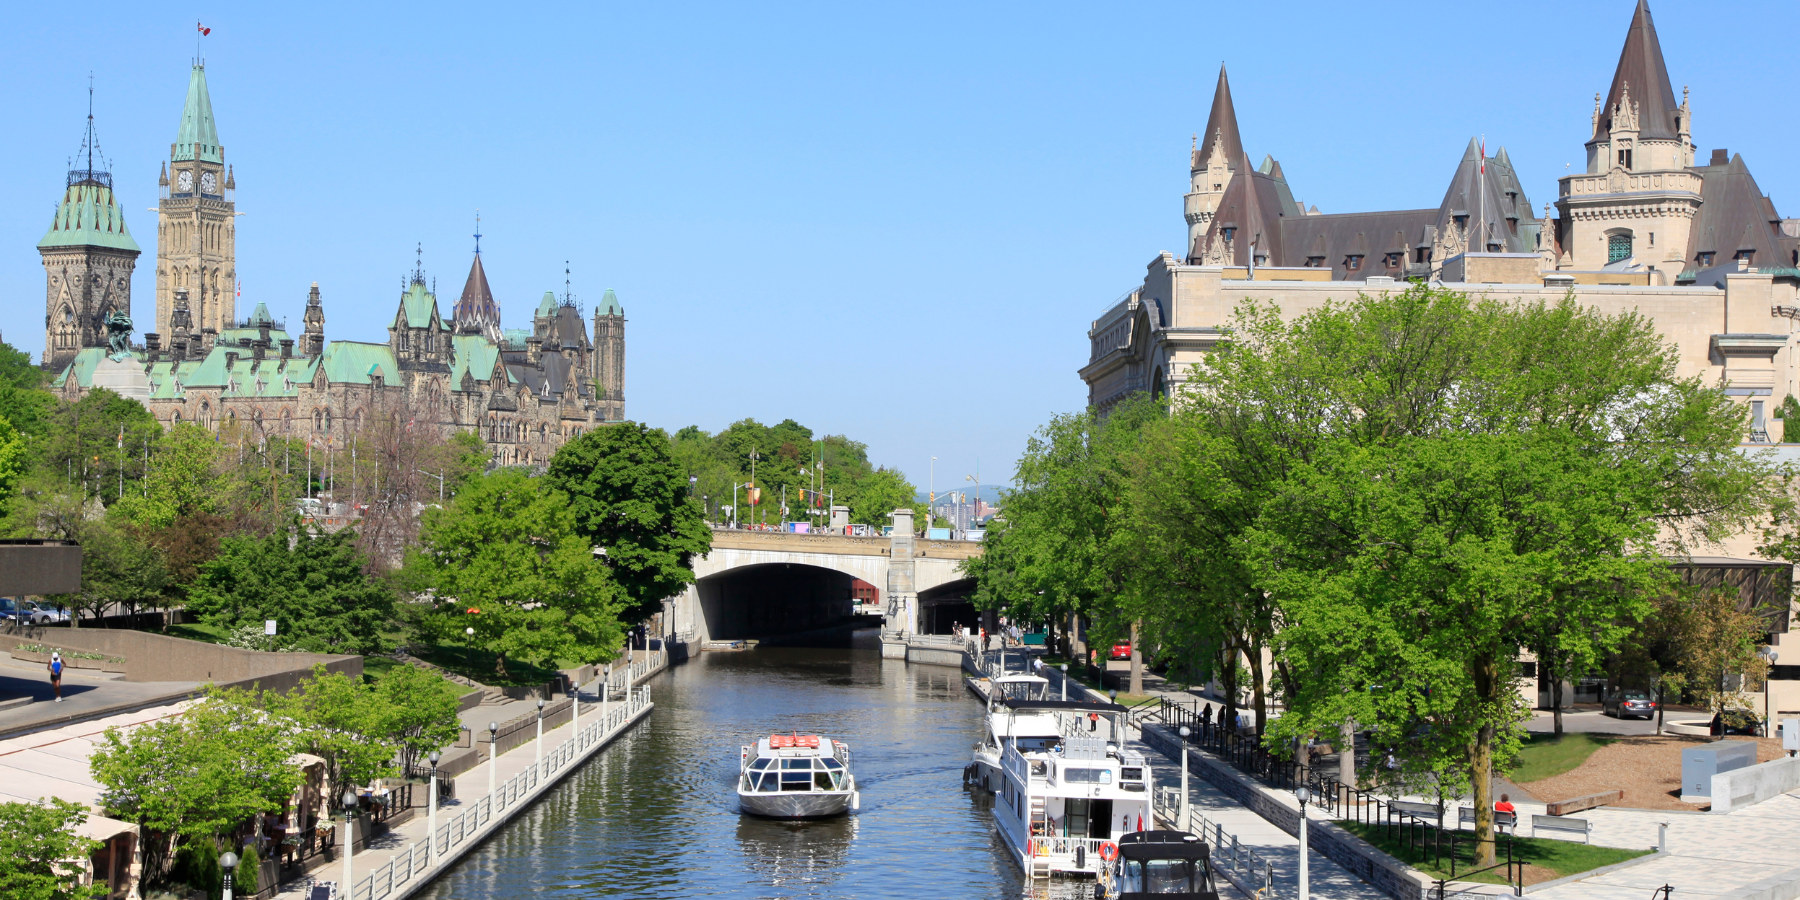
[{"left": 104, "top": 310, "right": 134, "bottom": 361}]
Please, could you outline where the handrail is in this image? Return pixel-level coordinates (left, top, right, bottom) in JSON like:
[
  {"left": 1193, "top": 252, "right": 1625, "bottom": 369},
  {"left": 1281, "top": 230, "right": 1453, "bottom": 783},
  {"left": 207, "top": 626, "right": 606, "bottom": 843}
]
[
  {"left": 1152, "top": 784, "right": 1279, "bottom": 899},
  {"left": 346, "top": 652, "right": 662, "bottom": 900}
]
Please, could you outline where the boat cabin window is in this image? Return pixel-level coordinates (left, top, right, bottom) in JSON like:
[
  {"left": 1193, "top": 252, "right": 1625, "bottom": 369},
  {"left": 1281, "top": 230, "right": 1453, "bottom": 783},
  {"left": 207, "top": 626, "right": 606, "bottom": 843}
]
[
  {"left": 820, "top": 758, "right": 843, "bottom": 771},
  {"left": 1062, "top": 767, "right": 1113, "bottom": 784},
  {"left": 749, "top": 758, "right": 771, "bottom": 770},
  {"left": 814, "top": 770, "right": 836, "bottom": 790},
  {"left": 781, "top": 758, "right": 812, "bottom": 770},
  {"left": 1122, "top": 858, "right": 1200, "bottom": 894},
  {"left": 1121, "top": 767, "right": 1143, "bottom": 781}
]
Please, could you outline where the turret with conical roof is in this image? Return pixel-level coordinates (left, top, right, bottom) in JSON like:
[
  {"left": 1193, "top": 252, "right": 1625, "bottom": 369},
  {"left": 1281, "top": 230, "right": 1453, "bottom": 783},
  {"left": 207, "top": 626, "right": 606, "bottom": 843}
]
[
  {"left": 157, "top": 62, "right": 236, "bottom": 342},
  {"left": 453, "top": 252, "right": 502, "bottom": 343},
  {"left": 1185, "top": 65, "right": 1245, "bottom": 253}
]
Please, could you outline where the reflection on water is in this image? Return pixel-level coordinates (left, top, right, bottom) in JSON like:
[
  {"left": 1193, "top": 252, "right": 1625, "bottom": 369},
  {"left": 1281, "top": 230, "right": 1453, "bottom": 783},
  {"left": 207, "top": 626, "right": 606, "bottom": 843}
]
[{"left": 414, "top": 630, "right": 1087, "bottom": 899}]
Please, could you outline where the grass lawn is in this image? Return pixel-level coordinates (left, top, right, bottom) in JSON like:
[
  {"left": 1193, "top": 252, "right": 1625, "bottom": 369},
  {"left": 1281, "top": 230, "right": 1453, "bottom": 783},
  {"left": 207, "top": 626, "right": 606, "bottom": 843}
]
[
  {"left": 163, "top": 622, "right": 231, "bottom": 644},
  {"left": 1510, "top": 733, "right": 1616, "bottom": 783},
  {"left": 1337, "top": 820, "right": 1651, "bottom": 885},
  {"left": 404, "top": 639, "right": 567, "bottom": 688}
]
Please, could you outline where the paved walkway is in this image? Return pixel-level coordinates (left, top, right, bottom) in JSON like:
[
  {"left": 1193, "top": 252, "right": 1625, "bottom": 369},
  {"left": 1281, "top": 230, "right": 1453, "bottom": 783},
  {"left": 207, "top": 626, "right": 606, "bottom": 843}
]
[{"left": 0, "top": 651, "right": 197, "bottom": 738}]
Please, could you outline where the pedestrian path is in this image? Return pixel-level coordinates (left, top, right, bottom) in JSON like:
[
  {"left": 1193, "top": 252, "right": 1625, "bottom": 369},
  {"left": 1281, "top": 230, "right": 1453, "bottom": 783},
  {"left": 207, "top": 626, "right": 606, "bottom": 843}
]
[
  {"left": 274, "top": 660, "right": 663, "bottom": 900},
  {"left": 1531, "top": 789, "right": 1800, "bottom": 900}
]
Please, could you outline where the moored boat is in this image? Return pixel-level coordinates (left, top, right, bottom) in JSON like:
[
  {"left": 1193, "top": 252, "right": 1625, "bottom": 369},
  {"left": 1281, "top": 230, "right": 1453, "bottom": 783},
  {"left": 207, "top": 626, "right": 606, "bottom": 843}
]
[
  {"left": 1094, "top": 830, "right": 1220, "bottom": 899},
  {"left": 737, "top": 733, "right": 859, "bottom": 818}
]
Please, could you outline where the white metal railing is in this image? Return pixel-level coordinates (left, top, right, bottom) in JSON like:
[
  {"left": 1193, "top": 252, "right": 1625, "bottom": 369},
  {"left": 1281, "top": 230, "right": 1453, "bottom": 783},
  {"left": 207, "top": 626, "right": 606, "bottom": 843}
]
[
  {"left": 1026, "top": 835, "right": 1108, "bottom": 868},
  {"left": 347, "top": 674, "right": 657, "bottom": 900},
  {"left": 1152, "top": 785, "right": 1279, "bottom": 898}
]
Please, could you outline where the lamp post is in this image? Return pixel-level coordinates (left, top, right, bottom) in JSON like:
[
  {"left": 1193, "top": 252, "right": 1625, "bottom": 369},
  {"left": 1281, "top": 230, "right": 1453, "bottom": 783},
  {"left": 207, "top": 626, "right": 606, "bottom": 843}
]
[
  {"left": 1759, "top": 646, "right": 1780, "bottom": 735},
  {"left": 464, "top": 625, "right": 475, "bottom": 672},
  {"left": 427, "top": 749, "right": 441, "bottom": 860},
  {"left": 603, "top": 665, "right": 612, "bottom": 727},
  {"left": 220, "top": 850, "right": 239, "bottom": 900},
  {"left": 1296, "top": 784, "right": 1312, "bottom": 900},
  {"left": 1179, "top": 726, "right": 1191, "bottom": 830},
  {"left": 341, "top": 788, "right": 359, "bottom": 896},
  {"left": 487, "top": 721, "right": 499, "bottom": 800},
  {"left": 572, "top": 669, "right": 582, "bottom": 741},
  {"left": 535, "top": 697, "right": 546, "bottom": 773},
  {"left": 1061, "top": 663, "right": 1068, "bottom": 702}
]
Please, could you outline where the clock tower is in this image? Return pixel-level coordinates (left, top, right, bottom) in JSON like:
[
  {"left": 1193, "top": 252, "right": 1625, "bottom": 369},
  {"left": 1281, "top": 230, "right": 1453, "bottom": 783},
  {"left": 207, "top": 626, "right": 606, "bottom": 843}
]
[{"left": 155, "top": 62, "right": 236, "bottom": 341}]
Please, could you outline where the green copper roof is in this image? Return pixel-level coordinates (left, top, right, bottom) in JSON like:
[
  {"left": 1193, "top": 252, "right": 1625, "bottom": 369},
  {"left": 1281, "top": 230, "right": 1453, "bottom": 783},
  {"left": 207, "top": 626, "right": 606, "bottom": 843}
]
[
  {"left": 536, "top": 291, "right": 557, "bottom": 317},
  {"left": 397, "top": 281, "right": 442, "bottom": 329},
  {"left": 320, "top": 342, "right": 400, "bottom": 385},
  {"left": 501, "top": 328, "right": 531, "bottom": 350},
  {"left": 174, "top": 65, "right": 222, "bottom": 164},
  {"left": 450, "top": 334, "right": 502, "bottom": 387},
  {"left": 247, "top": 302, "right": 274, "bottom": 325},
  {"left": 38, "top": 182, "right": 139, "bottom": 252},
  {"left": 595, "top": 288, "right": 623, "bottom": 316},
  {"left": 216, "top": 327, "right": 293, "bottom": 346}
]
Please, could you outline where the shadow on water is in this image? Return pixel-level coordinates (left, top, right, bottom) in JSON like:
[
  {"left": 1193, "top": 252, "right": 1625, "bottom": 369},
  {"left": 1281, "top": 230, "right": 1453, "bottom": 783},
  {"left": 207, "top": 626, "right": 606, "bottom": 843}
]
[{"left": 414, "top": 628, "right": 1099, "bottom": 899}]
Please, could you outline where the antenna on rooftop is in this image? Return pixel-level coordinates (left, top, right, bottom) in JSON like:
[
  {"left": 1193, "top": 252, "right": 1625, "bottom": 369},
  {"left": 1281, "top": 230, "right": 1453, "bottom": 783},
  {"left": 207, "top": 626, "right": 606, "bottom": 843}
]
[
  {"left": 473, "top": 210, "right": 482, "bottom": 256},
  {"left": 412, "top": 242, "right": 425, "bottom": 285}
]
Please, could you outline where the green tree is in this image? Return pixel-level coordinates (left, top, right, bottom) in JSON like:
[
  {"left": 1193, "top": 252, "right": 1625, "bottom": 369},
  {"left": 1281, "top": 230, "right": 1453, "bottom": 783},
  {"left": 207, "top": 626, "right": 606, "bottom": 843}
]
[
  {"left": 409, "top": 469, "right": 623, "bottom": 677},
  {"left": 0, "top": 416, "right": 29, "bottom": 513},
  {"left": 1200, "top": 287, "right": 1765, "bottom": 864},
  {"left": 371, "top": 664, "right": 464, "bottom": 775},
  {"left": 0, "top": 340, "right": 55, "bottom": 440},
  {"left": 231, "top": 667, "right": 397, "bottom": 794},
  {"left": 0, "top": 799, "right": 106, "bottom": 900},
  {"left": 38, "top": 389, "right": 159, "bottom": 507},
  {"left": 846, "top": 466, "right": 925, "bottom": 533},
  {"left": 186, "top": 522, "right": 394, "bottom": 654},
  {"left": 110, "top": 423, "right": 226, "bottom": 530},
  {"left": 89, "top": 695, "right": 302, "bottom": 891},
  {"left": 544, "top": 423, "right": 710, "bottom": 623},
  {"left": 46, "top": 519, "right": 168, "bottom": 627}
]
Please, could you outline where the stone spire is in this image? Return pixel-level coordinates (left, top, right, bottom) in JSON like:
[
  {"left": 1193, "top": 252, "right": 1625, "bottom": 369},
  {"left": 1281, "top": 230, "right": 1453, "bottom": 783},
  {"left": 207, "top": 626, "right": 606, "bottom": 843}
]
[
  {"left": 1592, "top": 0, "right": 1680, "bottom": 142},
  {"left": 1193, "top": 65, "right": 1244, "bottom": 172}
]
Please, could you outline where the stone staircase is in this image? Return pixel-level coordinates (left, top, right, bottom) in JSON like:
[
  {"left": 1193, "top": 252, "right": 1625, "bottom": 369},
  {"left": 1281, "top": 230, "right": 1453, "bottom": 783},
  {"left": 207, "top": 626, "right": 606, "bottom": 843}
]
[{"left": 396, "top": 651, "right": 510, "bottom": 706}]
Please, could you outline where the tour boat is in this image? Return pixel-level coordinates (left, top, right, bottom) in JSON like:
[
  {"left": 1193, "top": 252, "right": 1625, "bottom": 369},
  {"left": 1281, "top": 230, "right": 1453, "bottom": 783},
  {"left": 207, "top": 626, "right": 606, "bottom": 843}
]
[
  {"left": 737, "top": 733, "right": 860, "bottom": 818},
  {"left": 1094, "top": 830, "right": 1220, "bottom": 900},
  {"left": 968, "top": 692, "right": 1153, "bottom": 879}
]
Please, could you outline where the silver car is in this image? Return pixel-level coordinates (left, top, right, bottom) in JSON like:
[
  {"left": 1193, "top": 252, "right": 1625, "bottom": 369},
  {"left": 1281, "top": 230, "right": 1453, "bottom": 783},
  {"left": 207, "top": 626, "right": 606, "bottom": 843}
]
[{"left": 19, "top": 600, "right": 69, "bottom": 625}]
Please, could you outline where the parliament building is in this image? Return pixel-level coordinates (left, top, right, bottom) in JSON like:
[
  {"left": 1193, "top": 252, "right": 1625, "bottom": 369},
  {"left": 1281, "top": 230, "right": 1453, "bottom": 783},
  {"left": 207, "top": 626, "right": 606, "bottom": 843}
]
[{"left": 36, "top": 62, "right": 626, "bottom": 465}]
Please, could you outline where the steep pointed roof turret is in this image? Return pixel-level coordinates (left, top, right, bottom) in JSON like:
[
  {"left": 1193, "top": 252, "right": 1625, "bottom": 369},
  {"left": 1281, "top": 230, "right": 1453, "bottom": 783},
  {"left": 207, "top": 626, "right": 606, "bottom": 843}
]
[
  {"left": 1193, "top": 65, "right": 1244, "bottom": 171},
  {"left": 174, "top": 64, "right": 222, "bottom": 163},
  {"left": 454, "top": 252, "right": 500, "bottom": 331},
  {"left": 1593, "top": 1, "right": 1680, "bottom": 142},
  {"left": 595, "top": 288, "right": 623, "bottom": 316}
]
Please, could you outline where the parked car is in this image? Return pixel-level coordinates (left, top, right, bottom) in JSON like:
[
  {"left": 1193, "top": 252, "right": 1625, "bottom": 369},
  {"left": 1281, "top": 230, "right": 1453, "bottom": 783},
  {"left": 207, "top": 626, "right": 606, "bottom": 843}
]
[
  {"left": 1717, "top": 709, "right": 1764, "bottom": 737},
  {"left": 1602, "top": 689, "right": 1657, "bottom": 719},
  {"left": 1109, "top": 642, "right": 1133, "bottom": 661},
  {"left": 19, "top": 600, "right": 69, "bottom": 625},
  {"left": 0, "top": 598, "right": 19, "bottom": 623}
]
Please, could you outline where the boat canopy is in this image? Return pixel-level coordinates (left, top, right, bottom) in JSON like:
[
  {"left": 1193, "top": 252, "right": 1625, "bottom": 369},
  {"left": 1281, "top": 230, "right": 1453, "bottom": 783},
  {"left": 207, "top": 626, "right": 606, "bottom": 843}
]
[
  {"left": 1000, "top": 697, "right": 1127, "bottom": 713},
  {"left": 1119, "top": 831, "right": 1211, "bottom": 861}
]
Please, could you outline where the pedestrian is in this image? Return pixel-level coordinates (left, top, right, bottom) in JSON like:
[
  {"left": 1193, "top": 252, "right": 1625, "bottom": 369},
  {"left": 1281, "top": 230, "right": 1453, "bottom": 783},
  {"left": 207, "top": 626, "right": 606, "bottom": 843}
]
[{"left": 47, "top": 651, "right": 63, "bottom": 702}]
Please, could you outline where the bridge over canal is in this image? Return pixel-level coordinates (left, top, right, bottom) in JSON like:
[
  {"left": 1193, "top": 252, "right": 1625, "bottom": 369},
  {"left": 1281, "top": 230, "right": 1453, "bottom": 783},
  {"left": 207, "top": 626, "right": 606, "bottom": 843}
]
[{"left": 667, "top": 511, "right": 985, "bottom": 648}]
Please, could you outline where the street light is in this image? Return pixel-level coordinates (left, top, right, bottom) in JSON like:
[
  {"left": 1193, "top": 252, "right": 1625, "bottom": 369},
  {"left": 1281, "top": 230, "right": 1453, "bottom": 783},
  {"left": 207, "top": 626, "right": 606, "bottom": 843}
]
[
  {"left": 1179, "top": 725, "right": 1192, "bottom": 830},
  {"left": 603, "top": 664, "right": 612, "bottom": 726},
  {"left": 464, "top": 626, "right": 476, "bottom": 671},
  {"left": 535, "top": 697, "right": 547, "bottom": 773},
  {"left": 220, "top": 850, "right": 239, "bottom": 900},
  {"left": 428, "top": 749, "right": 441, "bottom": 859},
  {"left": 1759, "top": 645, "right": 1780, "bottom": 735},
  {"left": 341, "top": 788, "right": 359, "bottom": 896},
  {"left": 1061, "top": 663, "right": 1068, "bottom": 702},
  {"left": 487, "top": 721, "right": 499, "bottom": 799},
  {"left": 1296, "top": 784, "right": 1313, "bottom": 900}
]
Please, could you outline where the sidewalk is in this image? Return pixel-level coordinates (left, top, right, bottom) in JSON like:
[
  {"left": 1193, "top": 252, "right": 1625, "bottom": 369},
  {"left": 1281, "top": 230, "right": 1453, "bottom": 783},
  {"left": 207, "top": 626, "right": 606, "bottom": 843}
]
[{"left": 274, "top": 662, "right": 661, "bottom": 900}]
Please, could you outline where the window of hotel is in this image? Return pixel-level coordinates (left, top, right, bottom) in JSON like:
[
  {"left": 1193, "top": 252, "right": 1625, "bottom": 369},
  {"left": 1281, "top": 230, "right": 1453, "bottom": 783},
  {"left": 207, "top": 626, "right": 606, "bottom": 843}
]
[
  {"left": 1344, "top": 255, "right": 1363, "bottom": 271},
  {"left": 1698, "top": 251, "right": 1716, "bottom": 267},
  {"left": 1415, "top": 247, "right": 1432, "bottom": 264},
  {"left": 1617, "top": 148, "right": 1633, "bottom": 168},
  {"left": 1305, "top": 256, "right": 1325, "bottom": 268},
  {"left": 1735, "top": 249, "right": 1755, "bottom": 265},
  {"left": 1220, "top": 227, "right": 1236, "bottom": 243},
  {"left": 1607, "top": 233, "right": 1633, "bottom": 264},
  {"left": 1384, "top": 252, "right": 1403, "bottom": 268}
]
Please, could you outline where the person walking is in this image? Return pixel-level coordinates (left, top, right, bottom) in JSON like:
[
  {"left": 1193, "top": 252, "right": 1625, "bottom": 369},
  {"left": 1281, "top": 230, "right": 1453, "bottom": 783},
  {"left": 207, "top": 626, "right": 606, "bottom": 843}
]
[{"left": 47, "top": 651, "right": 63, "bottom": 702}]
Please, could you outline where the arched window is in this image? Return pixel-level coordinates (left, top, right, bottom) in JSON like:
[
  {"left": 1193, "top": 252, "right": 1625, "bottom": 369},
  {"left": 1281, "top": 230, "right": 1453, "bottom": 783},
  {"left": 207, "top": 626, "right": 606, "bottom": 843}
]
[{"left": 1607, "top": 231, "right": 1633, "bottom": 264}]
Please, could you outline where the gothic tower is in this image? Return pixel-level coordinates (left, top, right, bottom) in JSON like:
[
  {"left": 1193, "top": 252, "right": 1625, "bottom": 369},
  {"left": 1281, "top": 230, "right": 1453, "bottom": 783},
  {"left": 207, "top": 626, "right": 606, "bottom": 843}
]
[
  {"left": 1555, "top": 0, "right": 1698, "bottom": 277},
  {"left": 156, "top": 62, "right": 236, "bottom": 340},
  {"left": 592, "top": 288, "right": 625, "bottom": 421},
  {"left": 453, "top": 251, "right": 502, "bottom": 343},
  {"left": 301, "top": 282, "right": 326, "bottom": 356},
  {"left": 39, "top": 95, "right": 139, "bottom": 371},
  {"left": 1184, "top": 66, "right": 1243, "bottom": 260}
]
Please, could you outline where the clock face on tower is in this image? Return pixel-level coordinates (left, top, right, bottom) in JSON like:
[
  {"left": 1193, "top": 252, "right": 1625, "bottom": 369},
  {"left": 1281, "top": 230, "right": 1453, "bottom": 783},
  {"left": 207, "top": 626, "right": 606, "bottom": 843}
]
[
  {"left": 200, "top": 172, "right": 217, "bottom": 194},
  {"left": 176, "top": 170, "right": 193, "bottom": 192}
]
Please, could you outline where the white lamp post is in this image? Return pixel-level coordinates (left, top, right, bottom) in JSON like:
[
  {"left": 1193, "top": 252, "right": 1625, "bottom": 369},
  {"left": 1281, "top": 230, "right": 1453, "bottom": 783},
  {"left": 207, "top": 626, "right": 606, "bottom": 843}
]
[
  {"left": 1061, "top": 663, "right": 1068, "bottom": 702},
  {"left": 1759, "top": 645, "right": 1780, "bottom": 735},
  {"left": 572, "top": 670, "right": 581, "bottom": 742},
  {"left": 427, "top": 749, "right": 441, "bottom": 859},
  {"left": 1296, "top": 784, "right": 1312, "bottom": 900},
  {"left": 341, "top": 789, "right": 359, "bottom": 897},
  {"left": 535, "top": 697, "right": 546, "bottom": 773},
  {"left": 1179, "top": 726, "right": 1191, "bottom": 830},
  {"left": 220, "top": 851, "right": 239, "bottom": 900},
  {"left": 603, "top": 665, "right": 612, "bottom": 726},
  {"left": 487, "top": 721, "right": 499, "bottom": 801}
]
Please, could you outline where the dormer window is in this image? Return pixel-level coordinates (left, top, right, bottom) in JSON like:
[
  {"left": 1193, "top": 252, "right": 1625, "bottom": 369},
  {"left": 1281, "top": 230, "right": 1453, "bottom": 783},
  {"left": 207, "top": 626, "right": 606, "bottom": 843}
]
[
  {"left": 1486, "top": 242, "right": 1502, "bottom": 252},
  {"left": 1415, "top": 247, "right": 1432, "bottom": 264},
  {"left": 1305, "top": 256, "right": 1325, "bottom": 268},
  {"left": 1213, "top": 183, "right": 1222, "bottom": 191},
  {"left": 1384, "top": 252, "right": 1403, "bottom": 268},
  {"left": 1697, "top": 251, "right": 1716, "bottom": 267},
  {"left": 1220, "top": 227, "right": 1236, "bottom": 243},
  {"left": 1453, "top": 214, "right": 1468, "bottom": 228},
  {"left": 1344, "top": 255, "right": 1364, "bottom": 271},
  {"left": 1736, "top": 249, "right": 1755, "bottom": 264}
]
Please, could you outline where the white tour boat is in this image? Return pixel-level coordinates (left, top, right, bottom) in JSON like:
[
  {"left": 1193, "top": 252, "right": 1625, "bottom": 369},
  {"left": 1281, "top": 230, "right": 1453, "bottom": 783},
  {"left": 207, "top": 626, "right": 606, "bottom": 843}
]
[
  {"left": 969, "top": 691, "right": 1152, "bottom": 879},
  {"left": 737, "top": 733, "right": 859, "bottom": 818},
  {"left": 1094, "top": 830, "right": 1220, "bottom": 899}
]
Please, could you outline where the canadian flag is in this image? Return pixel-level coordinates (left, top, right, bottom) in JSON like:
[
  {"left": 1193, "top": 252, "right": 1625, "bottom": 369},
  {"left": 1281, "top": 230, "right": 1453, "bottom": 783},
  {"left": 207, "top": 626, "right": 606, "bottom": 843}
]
[{"left": 197, "top": 22, "right": 211, "bottom": 36}]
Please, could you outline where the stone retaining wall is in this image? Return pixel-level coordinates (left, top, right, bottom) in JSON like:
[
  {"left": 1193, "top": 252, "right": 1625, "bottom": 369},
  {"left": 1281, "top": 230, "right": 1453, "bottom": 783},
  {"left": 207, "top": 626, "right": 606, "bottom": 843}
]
[{"left": 0, "top": 630, "right": 360, "bottom": 689}]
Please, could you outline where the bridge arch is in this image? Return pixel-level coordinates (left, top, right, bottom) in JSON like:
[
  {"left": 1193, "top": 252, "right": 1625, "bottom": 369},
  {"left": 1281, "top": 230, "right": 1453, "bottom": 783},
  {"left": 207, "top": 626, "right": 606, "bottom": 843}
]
[
  {"left": 694, "top": 561, "right": 871, "bottom": 643},
  {"left": 917, "top": 576, "right": 978, "bottom": 635}
]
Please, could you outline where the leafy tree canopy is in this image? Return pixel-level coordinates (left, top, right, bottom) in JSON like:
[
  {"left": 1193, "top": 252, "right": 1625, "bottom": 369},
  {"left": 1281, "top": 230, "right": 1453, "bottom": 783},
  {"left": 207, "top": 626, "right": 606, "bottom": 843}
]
[
  {"left": 186, "top": 522, "right": 394, "bottom": 655},
  {"left": 546, "top": 423, "right": 710, "bottom": 622},
  {"left": 0, "top": 798, "right": 105, "bottom": 900},
  {"left": 670, "top": 418, "right": 925, "bottom": 529}
]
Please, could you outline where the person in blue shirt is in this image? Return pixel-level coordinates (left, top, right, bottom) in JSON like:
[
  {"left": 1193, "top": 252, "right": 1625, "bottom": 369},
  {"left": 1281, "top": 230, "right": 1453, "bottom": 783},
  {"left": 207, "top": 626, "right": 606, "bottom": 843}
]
[{"left": 47, "top": 651, "right": 63, "bottom": 702}]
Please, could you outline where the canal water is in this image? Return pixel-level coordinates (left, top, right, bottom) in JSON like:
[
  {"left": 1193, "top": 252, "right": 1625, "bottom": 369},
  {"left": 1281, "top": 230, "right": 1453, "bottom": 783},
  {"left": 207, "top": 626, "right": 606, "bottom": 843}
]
[{"left": 415, "top": 630, "right": 1080, "bottom": 899}]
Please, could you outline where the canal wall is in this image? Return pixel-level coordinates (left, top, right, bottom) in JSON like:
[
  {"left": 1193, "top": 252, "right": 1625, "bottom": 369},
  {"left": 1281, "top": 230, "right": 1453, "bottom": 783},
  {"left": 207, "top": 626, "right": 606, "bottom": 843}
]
[{"left": 273, "top": 651, "right": 668, "bottom": 900}]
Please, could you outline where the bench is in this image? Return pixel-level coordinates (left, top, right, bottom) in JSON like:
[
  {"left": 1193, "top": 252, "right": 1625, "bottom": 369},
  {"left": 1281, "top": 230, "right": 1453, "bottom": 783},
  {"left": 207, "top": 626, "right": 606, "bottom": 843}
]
[
  {"left": 1546, "top": 790, "right": 1622, "bottom": 816},
  {"left": 1531, "top": 813, "right": 1592, "bottom": 843},
  {"left": 1389, "top": 800, "right": 1440, "bottom": 822},
  {"left": 1456, "top": 807, "right": 1518, "bottom": 832}
]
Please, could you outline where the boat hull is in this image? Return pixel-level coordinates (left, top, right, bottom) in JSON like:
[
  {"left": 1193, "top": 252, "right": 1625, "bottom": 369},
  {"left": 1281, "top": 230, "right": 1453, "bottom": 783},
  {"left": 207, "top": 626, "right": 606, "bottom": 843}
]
[{"left": 737, "top": 789, "right": 855, "bottom": 818}]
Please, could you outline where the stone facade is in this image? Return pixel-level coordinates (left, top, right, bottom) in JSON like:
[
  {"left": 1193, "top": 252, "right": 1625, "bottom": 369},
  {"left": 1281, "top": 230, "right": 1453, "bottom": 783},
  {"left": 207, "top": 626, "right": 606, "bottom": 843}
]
[
  {"left": 41, "top": 62, "right": 630, "bottom": 463},
  {"left": 1087, "top": 1, "right": 1800, "bottom": 448}
]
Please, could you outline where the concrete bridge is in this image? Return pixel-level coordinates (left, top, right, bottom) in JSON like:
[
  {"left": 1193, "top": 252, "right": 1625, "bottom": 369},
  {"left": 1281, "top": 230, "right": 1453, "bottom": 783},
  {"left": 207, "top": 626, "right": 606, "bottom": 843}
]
[{"left": 668, "top": 511, "right": 984, "bottom": 648}]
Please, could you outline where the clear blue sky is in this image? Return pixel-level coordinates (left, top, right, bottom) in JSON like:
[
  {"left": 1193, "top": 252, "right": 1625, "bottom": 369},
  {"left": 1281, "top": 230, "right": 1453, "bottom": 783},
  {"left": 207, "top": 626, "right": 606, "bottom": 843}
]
[{"left": 6, "top": 1, "right": 1797, "bottom": 496}]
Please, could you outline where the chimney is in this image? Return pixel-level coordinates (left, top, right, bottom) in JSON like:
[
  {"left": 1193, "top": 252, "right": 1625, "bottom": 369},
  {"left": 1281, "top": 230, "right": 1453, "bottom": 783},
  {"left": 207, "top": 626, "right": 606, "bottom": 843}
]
[
  {"left": 1711, "top": 148, "right": 1729, "bottom": 166},
  {"left": 201, "top": 328, "right": 218, "bottom": 353},
  {"left": 145, "top": 333, "right": 161, "bottom": 356},
  {"left": 280, "top": 339, "right": 294, "bottom": 359},
  {"left": 252, "top": 340, "right": 266, "bottom": 362},
  {"left": 224, "top": 351, "right": 239, "bottom": 369}
]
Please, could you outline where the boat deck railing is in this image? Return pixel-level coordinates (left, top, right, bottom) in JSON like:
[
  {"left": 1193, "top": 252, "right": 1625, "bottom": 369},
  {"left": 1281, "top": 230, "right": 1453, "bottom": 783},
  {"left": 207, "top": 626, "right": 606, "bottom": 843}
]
[{"left": 1025, "top": 835, "right": 1107, "bottom": 869}]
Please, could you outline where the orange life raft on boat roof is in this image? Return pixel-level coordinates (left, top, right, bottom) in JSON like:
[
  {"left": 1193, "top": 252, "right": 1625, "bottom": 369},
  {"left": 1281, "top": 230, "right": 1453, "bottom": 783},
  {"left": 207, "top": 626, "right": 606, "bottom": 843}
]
[{"left": 770, "top": 734, "right": 821, "bottom": 749}]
